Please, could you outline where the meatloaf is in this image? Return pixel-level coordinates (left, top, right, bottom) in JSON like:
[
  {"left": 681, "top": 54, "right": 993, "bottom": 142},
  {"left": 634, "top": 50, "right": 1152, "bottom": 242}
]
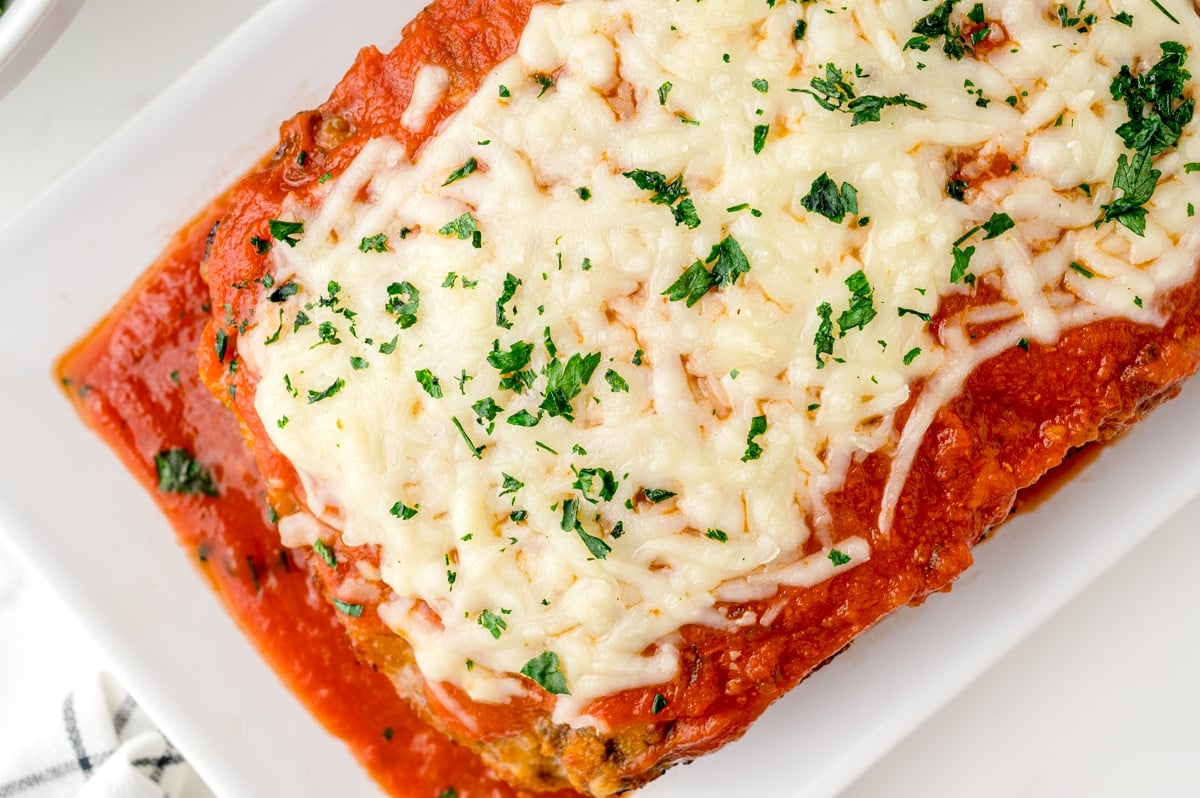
[{"left": 197, "top": 0, "right": 1200, "bottom": 794}]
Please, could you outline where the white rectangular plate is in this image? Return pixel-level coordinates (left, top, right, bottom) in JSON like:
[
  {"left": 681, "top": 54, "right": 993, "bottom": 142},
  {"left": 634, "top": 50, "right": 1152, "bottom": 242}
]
[{"left": 2, "top": 1, "right": 1199, "bottom": 796}]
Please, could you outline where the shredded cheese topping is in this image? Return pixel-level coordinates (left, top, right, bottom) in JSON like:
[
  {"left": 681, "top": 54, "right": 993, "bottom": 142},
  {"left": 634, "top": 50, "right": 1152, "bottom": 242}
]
[{"left": 238, "top": 0, "right": 1200, "bottom": 721}]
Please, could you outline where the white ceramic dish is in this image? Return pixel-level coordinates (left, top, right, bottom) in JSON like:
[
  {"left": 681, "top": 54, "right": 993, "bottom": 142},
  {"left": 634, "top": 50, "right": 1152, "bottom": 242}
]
[
  {"left": 0, "top": 0, "right": 83, "bottom": 99},
  {"left": 2, "top": 1, "right": 1199, "bottom": 796}
]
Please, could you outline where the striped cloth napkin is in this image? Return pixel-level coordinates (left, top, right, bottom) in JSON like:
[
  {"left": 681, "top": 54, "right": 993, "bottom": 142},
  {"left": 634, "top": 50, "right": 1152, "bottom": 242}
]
[{"left": 0, "top": 672, "right": 203, "bottom": 798}]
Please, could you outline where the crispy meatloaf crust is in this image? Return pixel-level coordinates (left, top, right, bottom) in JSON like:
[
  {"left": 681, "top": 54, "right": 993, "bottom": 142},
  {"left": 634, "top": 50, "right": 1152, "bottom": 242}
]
[{"left": 196, "top": 1, "right": 1200, "bottom": 794}]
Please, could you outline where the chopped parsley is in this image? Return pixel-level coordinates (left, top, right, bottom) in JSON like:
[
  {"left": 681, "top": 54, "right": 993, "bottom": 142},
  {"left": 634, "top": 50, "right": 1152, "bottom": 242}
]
[
  {"left": 443, "top": 157, "right": 478, "bottom": 186},
  {"left": 307, "top": 378, "right": 345, "bottom": 404},
  {"left": 559, "top": 497, "right": 612, "bottom": 559},
  {"left": 385, "top": 281, "right": 420, "bottom": 328},
  {"left": 268, "top": 219, "right": 304, "bottom": 247},
  {"left": 837, "top": 270, "right": 877, "bottom": 334},
  {"left": 814, "top": 302, "right": 835, "bottom": 368},
  {"left": 573, "top": 467, "right": 618, "bottom": 503},
  {"left": 800, "top": 173, "right": 859, "bottom": 223},
  {"left": 950, "top": 244, "right": 977, "bottom": 285},
  {"left": 359, "top": 233, "right": 388, "bottom": 253},
  {"left": 622, "top": 168, "right": 701, "bottom": 229},
  {"left": 753, "top": 123, "right": 770, "bottom": 154},
  {"left": 798, "top": 62, "right": 926, "bottom": 125},
  {"left": 657, "top": 81, "right": 673, "bottom": 105},
  {"left": 643, "top": 488, "right": 676, "bottom": 503},
  {"left": 741, "top": 415, "right": 768, "bottom": 462},
  {"left": 488, "top": 339, "right": 533, "bottom": 373},
  {"left": 389, "top": 500, "right": 419, "bottom": 520},
  {"left": 451, "top": 416, "right": 485, "bottom": 459},
  {"left": 331, "top": 598, "right": 364, "bottom": 617},
  {"left": 478, "top": 609, "right": 508, "bottom": 638},
  {"left": 662, "top": 235, "right": 751, "bottom": 307},
  {"left": 154, "top": 449, "right": 219, "bottom": 497},
  {"left": 540, "top": 350, "right": 602, "bottom": 421},
  {"left": 604, "top": 368, "right": 630, "bottom": 393},
  {"left": 268, "top": 281, "right": 300, "bottom": 303},
  {"left": 1100, "top": 42, "right": 1194, "bottom": 235},
  {"left": 533, "top": 73, "right": 555, "bottom": 97},
  {"left": 904, "top": 0, "right": 990, "bottom": 60},
  {"left": 520, "top": 651, "right": 570, "bottom": 695},
  {"left": 313, "top": 539, "right": 337, "bottom": 567},
  {"left": 706, "top": 528, "right": 729, "bottom": 542},
  {"left": 499, "top": 473, "right": 524, "bottom": 498},
  {"left": 415, "top": 368, "right": 443, "bottom": 398},
  {"left": 472, "top": 397, "right": 503, "bottom": 433},
  {"left": 439, "top": 212, "right": 482, "bottom": 248},
  {"left": 652, "top": 694, "right": 669, "bottom": 714},
  {"left": 1069, "top": 261, "right": 1096, "bottom": 278},
  {"left": 496, "top": 273, "right": 522, "bottom": 329},
  {"left": 828, "top": 548, "right": 852, "bottom": 567}
]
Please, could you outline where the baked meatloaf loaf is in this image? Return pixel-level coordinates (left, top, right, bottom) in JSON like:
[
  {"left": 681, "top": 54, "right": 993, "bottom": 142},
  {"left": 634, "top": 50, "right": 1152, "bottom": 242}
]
[{"left": 197, "top": 0, "right": 1200, "bottom": 793}]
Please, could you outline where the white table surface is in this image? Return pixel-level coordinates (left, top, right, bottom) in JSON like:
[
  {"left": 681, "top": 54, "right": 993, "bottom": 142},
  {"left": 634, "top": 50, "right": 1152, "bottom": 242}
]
[{"left": 1, "top": 2, "right": 1197, "bottom": 796}]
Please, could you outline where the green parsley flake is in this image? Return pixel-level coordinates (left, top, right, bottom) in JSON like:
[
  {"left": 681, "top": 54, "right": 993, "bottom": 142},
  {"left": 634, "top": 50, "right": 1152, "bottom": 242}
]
[
  {"left": 154, "top": 449, "right": 219, "bottom": 497},
  {"left": 604, "top": 368, "right": 630, "bottom": 393},
  {"left": 800, "top": 173, "right": 859, "bottom": 223},
  {"left": 706, "top": 528, "right": 729, "bottom": 542},
  {"left": 439, "top": 212, "right": 482, "bottom": 247},
  {"left": 814, "top": 302, "right": 835, "bottom": 369},
  {"left": 573, "top": 468, "right": 618, "bottom": 503},
  {"left": 950, "top": 243, "right": 977, "bottom": 285},
  {"left": 520, "top": 651, "right": 570, "bottom": 695},
  {"left": 496, "top": 273, "right": 522, "bottom": 329},
  {"left": 269, "top": 281, "right": 300, "bottom": 303},
  {"left": 443, "top": 157, "right": 478, "bottom": 186},
  {"left": 478, "top": 609, "right": 507, "bottom": 638},
  {"left": 828, "top": 548, "right": 852, "bottom": 567},
  {"left": 268, "top": 219, "right": 304, "bottom": 247},
  {"left": 622, "top": 168, "right": 701, "bottom": 229},
  {"left": 540, "top": 351, "right": 602, "bottom": 421},
  {"left": 451, "top": 416, "right": 485, "bottom": 459},
  {"left": 753, "top": 123, "right": 770, "bottom": 154},
  {"left": 331, "top": 597, "right": 364, "bottom": 617},
  {"left": 798, "top": 62, "right": 926, "bottom": 125},
  {"left": 741, "top": 415, "right": 768, "bottom": 462},
  {"left": 359, "top": 233, "right": 388, "bottom": 253},
  {"left": 837, "top": 270, "right": 877, "bottom": 335},
  {"left": 662, "top": 235, "right": 751, "bottom": 307},
  {"left": 390, "top": 500, "right": 419, "bottom": 520},
  {"left": 1069, "top": 261, "right": 1096, "bottom": 278},
  {"left": 313, "top": 539, "right": 337, "bottom": 567},
  {"left": 415, "top": 369, "right": 443, "bottom": 398},
  {"left": 307, "top": 377, "right": 346, "bottom": 404},
  {"left": 643, "top": 488, "right": 676, "bottom": 503},
  {"left": 385, "top": 281, "right": 420, "bottom": 328},
  {"left": 499, "top": 473, "right": 524, "bottom": 498}
]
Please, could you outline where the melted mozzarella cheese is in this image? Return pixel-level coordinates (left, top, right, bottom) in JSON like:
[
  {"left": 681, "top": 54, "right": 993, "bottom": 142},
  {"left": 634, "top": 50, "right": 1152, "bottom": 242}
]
[{"left": 238, "top": 0, "right": 1200, "bottom": 721}]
